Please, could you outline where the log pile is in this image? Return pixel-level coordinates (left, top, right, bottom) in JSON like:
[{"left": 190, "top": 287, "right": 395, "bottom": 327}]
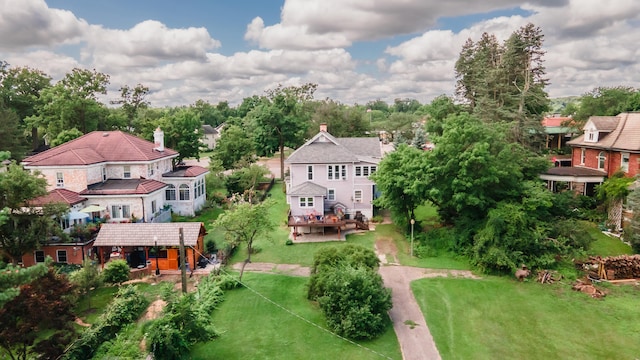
[
  {"left": 590, "top": 254, "right": 640, "bottom": 280},
  {"left": 572, "top": 279, "right": 606, "bottom": 299},
  {"left": 536, "top": 270, "right": 562, "bottom": 284}
]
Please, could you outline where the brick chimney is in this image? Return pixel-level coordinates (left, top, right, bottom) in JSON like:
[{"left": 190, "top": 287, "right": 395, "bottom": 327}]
[
  {"left": 319, "top": 123, "right": 327, "bottom": 132},
  {"left": 153, "top": 127, "right": 164, "bottom": 151}
]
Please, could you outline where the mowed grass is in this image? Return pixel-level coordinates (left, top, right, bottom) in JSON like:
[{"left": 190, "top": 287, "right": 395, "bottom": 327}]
[
  {"left": 191, "top": 272, "right": 401, "bottom": 360},
  {"left": 585, "top": 222, "right": 633, "bottom": 257},
  {"left": 412, "top": 277, "right": 640, "bottom": 360}
]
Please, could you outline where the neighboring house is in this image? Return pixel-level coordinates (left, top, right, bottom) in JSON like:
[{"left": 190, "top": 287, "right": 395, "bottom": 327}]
[
  {"left": 540, "top": 112, "right": 640, "bottom": 196},
  {"left": 21, "top": 189, "right": 95, "bottom": 267},
  {"left": 542, "top": 115, "right": 576, "bottom": 150},
  {"left": 93, "top": 222, "right": 206, "bottom": 271},
  {"left": 22, "top": 128, "right": 209, "bottom": 221},
  {"left": 201, "top": 123, "right": 225, "bottom": 149},
  {"left": 285, "top": 123, "right": 381, "bottom": 224}
]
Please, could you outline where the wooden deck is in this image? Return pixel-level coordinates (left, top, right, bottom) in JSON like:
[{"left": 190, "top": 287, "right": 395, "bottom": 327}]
[{"left": 288, "top": 214, "right": 369, "bottom": 241}]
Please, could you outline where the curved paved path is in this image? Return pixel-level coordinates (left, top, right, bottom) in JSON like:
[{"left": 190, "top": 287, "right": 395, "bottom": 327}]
[{"left": 233, "top": 261, "right": 478, "bottom": 360}]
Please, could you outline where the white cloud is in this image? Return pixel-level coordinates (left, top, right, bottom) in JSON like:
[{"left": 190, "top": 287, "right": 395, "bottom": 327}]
[{"left": 0, "top": 0, "right": 87, "bottom": 50}]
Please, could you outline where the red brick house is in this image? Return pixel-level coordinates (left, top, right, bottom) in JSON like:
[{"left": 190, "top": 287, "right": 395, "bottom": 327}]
[{"left": 541, "top": 112, "right": 640, "bottom": 195}]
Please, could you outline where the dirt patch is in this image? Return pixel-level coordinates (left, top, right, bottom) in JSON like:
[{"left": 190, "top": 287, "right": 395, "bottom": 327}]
[
  {"left": 375, "top": 238, "right": 399, "bottom": 264},
  {"left": 74, "top": 317, "right": 91, "bottom": 327},
  {"left": 142, "top": 299, "right": 167, "bottom": 321}
]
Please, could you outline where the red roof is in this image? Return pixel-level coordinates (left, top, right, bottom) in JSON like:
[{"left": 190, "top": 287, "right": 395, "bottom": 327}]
[
  {"left": 79, "top": 179, "right": 167, "bottom": 196},
  {"left": 163, "top": 165, "right": 209, "bottom": 178},
  {"left": 541, "top": 117, "right": 573, "bottom": 127},
  {"left": 22, "top": 131, "right": 178, "bottom": 167},
  {"left": 29, "top": 189, "right": 87, "bottom": 206}
]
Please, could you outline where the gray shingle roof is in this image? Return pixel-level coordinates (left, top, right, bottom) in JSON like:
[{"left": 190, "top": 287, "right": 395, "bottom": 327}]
[
  {"left": 94, "top": 222, "right": 205, "bottom": 247},
  {"left": 286, "top": 131, "right": 382, "bottom": 164},
  {"left": 288, "top": 181, "right": 327, "bottom": 196},
  {"left": 567, "top": 113, "right": 640, "bottom": 151}
]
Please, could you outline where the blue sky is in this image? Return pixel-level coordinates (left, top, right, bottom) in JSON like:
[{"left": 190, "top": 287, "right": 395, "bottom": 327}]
[{"left": 1, "top": 1, "right": 640, "bottom": 107}]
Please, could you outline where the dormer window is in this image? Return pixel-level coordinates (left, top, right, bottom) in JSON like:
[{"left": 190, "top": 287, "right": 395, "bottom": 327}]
[{"left": 585, "top": 129, "right": 598, "bottom": 142}]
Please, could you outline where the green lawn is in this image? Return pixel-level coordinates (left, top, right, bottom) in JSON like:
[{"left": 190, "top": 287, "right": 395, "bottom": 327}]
[
  {"left": 412, "top": 277, "right": 640, "bottom": 360},
  {"left": 585, "top": 223, "right": 633, "bottom": 257},
  {"left": 191, "top": 272, "right": 401, "bottom": 360}
]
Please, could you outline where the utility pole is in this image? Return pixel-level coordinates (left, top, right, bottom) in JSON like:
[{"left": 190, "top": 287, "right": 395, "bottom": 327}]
[{"left": 179, "top": 227, "right": 187, "bottom": 293}]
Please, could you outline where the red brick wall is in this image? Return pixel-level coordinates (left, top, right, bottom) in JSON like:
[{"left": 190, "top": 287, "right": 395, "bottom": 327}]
[
  {"left": 571, "top": 147, "right": 639, "bottom": 177},
  {"left": 21, "top": 243, "right": 93, "bottom": 267}
]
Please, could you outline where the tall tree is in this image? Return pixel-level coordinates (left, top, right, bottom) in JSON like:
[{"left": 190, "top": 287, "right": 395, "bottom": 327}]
[
  {"left": 158, "top": 108, "right": 205, "bottom": 167},
  {"left": 213, "top": 199, "right": 275, "bottom": 281},
  {"left": 309, "top": 99, "right": 369, "bottom": 138},
  {"left": 371, "top": 144, "right": 430, "bottom": 227},
  {"left": 0, "top": 108, "right": 28, "bottom": 161},
  {"left": 110, "top": 83, "right": 149, "bottom": 133},
  {"left": 211, "top": 124, "right": 255, "bottom": 170},
  {"left": 249, "top": 83, "right": 317, "bottom": 180},
  {"left": 26, "top": 68, "right": 109, "bottom": 141},
  {"left": 0, "top": 259, "right": 49, "bottom": 307},
  {"left": 0, "top": 164, "right": 68, "bottom": 263},
  {"left": 0, "top": 64, "right": 51, "bottom": 150},
  {"left": 573, "top": 86, "right": 639, "bottom": 124}
]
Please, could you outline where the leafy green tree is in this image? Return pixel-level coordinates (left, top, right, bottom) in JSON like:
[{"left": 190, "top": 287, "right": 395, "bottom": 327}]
[
  {"left": 371, "top": 144, "right": 430, "bottom": 227},
  {"left": 50, "top": 128, "right": 83, "bottom": 146},
  {"left": 0, "top": 267, "right": 76, "bottom": 360},
  {"left": 365, "top": 99, "right": 390, "bottom": 114},
  {"left": 191, "top": 99, "right": 225, "bottom": 127},
  {"left": 158, "top": 108, "right": 205, "bottom": 167},
  {"left": 0, "top": 64, "right": 51, "bottom": 149},
  {"left": 102, "top": 259, "right": 130, "bottom": 284},
  {"left": 424, "top": 95, "right": 461, "bottom": 137},
  {"left": 213, "top": 199, "right": 275, "bottom": 280},
  {"left": 392, "top": 98, "right": 421, "bottom": 113},
  {"left": 626, "top": 188, "right": 640, "bottom": 252},
  {"left": 0, "top": 164, "right": 68, "bottom": 263},
  {"left": 211, "top": 124, "right": 255, "bottom": 169},
  {"left": 425, "top": 113, "right": 549, "bottom": 227},
  {"left": 69, "top": 259, "right": 102, "bottom": 310},
  {"left": 223, "top": 164, "right": 270, "bottom": 198},
  {"left": 26, "top": 68, "right": 109, "bottom": 140},
  {"left": 0, "top": 107, "right": 28, "bottom": 160},
  {"left": 248, "top": 83, "right": 317, "bottom": 180},
  {"left": 309, "top": 99, "right": 370, "bottom": 137},
  {"left": 110, "top": 83, "right": 149, "bottom": 132},
  {"left": 573, "top": 86, "right": 638, "bottom": 123}
]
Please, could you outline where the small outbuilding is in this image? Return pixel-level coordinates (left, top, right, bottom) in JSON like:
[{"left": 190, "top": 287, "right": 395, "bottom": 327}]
[{"left": 93, "top": 222, "right": 207, "bottom": 272}]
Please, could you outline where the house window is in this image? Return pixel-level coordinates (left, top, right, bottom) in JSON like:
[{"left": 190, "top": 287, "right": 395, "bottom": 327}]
[
  {"left": 111, "top": 205, "right": 121, "bottom": 218},
  {"left": 355, "top": 166, "right": 362, "bottom": 177},
  {"left": 598, "top": 151, "right": 606, "bottom": 170},
  {"left": 363, "top": 166, "right": 370, "bottom": 177},
  {"left": 59, "top": 217, "right": 70, "bottom": 230},
  {"left": 179, "top": 184, "right": 190, "bottom": 200},
  {"left": 34, "top": 250, "right": 45, "bottom": 263},
  {"left": 370, "top": 166, "right": 377, "bottom": 174},
  {"left": 57, "top": 250, "right": 67, "bottom": 263},
  {"left": 102, "top": 167, "right": 107, "bottom": 181},
  {"left": 151, "top": 200, "right": 157, "bottom": 214},
  {"left": 166, "top": 184, "right": 176, "bottom": 201},
  {"left": 621, "top": 153, "right": 630, "bottom": 172},
  {"left": 148, "top": 164, "right": 154, "bottom": 177},
  {"left": 307, "top": 165, "right": 313, "bottom": 180},
  {"left": 580, "top": 148, "right": 586, "bottom": 165},
  {"left": 122, "top": 205, "right": 131, "bottom": 218},
  {"left": 200, "top": 179, "right": 205, "bottom": 197},
  {"left": 123, "top": 166, "right": 131, "bottom": 178},
  {"left": 353, "top": 190, "right": 363, "bottom": 203},
  {"left": 327, "top": 165, "right": 346, "bottom": 180},
  {"left": 327, "top": 189, "right": 335, "bottom": 201},
  {"left": 56, "top": 172, "right": 64, "bottom": 188},
  {"left": 299, "top": 197, "right": 314, "bottom": 207},
  {"left": 355, "top": 166, "right": 376, "bottom": 177}
]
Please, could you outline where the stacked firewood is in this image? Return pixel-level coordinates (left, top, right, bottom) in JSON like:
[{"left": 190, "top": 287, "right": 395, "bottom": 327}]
[
  {"left": 536, "top": 270, "right": 562, "bottom": 284},
  {"left": 591, "top": 255, "right": 640, "bottom": 280},
  {"left": 572, "top": 279, "right": 606, "bottom": 298}
]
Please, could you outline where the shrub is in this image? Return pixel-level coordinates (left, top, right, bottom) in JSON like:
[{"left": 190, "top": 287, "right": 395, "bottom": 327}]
[
  {"left": 102, "top": 260, "right": 130, "bottom": 284},
  {"left": 371, "top": 215, "right": 384, "bottom": 223},
  {"left": 285, "top": 239, "right": 294, "bottom": 246},
  {"left": 205, "top": 239, "right": 218, "bottom": 254},
  {"left": 64, "top": 286, "right": 148, "bottom": 359},
  {"left": 317, "top": 265, "right": 391, "bottom": 340}
]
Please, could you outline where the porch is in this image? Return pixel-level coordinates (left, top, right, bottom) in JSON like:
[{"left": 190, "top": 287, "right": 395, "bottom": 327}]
[{"left": 287, "top": 212, "right": 369, "bottom": 241}]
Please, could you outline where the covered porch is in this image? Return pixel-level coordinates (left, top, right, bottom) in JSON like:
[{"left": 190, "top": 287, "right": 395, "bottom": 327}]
[{"left": 540, "top": 167, "right": 606, "bottom": 196}]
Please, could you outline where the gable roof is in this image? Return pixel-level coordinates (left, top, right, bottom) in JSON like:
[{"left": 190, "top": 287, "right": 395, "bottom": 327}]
[
  {"left": 94, "top": 222, "right": 205, "bottom": 247},
  {"left": 79, "top": 179, "right": 167, "bottom": 196},
  {"left": 22, "top": 131, "right": 178, "bottom": 167},
  {"left": 288, "top": 181, "right": 327, "bottom": 196},
  {"left": 202, "top": 125, "right": 217, "bottom": 135},
  {"left": 286, "top": 130, "right": 382, "bottom": 164},
  {"left": 29, "top": 189, "right": 86, "bottom": 206},
  {"left": 567, "top": 113, "right": 640, "bottom": 151}
]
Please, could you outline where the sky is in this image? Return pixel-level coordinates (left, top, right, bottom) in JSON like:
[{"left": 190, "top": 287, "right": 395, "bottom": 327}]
[{"left": 1, "top": 0, "right": 639, "bottom": 108}]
